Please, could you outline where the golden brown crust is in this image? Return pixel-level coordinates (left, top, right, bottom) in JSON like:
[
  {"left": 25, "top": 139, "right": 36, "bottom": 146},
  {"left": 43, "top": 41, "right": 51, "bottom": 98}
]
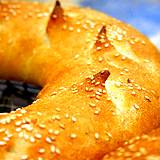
[
  {"left": 103, "top": 128, "right": 160, "bottom": 160},
  {"left": 0, "top": 1, "right": 160, "bottom": 160}
]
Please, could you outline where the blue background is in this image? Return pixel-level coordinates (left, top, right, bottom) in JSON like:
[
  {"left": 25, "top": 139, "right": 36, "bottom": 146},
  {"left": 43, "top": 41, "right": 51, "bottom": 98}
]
[{"left": 81, "top": 0, "right": 160, "bottom": 37}]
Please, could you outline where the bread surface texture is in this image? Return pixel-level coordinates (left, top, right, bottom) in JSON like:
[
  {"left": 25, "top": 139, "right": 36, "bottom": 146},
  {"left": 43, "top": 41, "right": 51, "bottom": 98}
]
[
  {"left": 103, "top": 128, "right": 160, "bottom": 160},
  {"left": 0, "top": 1, "right": 160, "bottom": 160}
]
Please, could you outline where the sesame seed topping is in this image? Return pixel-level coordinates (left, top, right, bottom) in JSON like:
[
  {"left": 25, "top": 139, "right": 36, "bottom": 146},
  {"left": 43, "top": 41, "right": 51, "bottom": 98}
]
[
  {"left": 144, "top": 95, "right": 151, "bottom": 102},
  {"left": 59, "top": 123, "right": 65, "bottom": 129},
  {"left": 35, "top": 133, "right": 42, "bottom": 139},
  {"left": 15, "top": 121, "right": 22, "bottom": 126},
  {"left": 3, "top": 137, "right": 9, "bottom": 142},
  {"left": 96, "top": 46, "right": 102, "bottom": 51},
  {"left": 69, "top": 26, "right": 74, "bottom": 31},
  {"left": 96, "top": 95, "right": 101, "bottom": 100},
  {"left": 52, "top": 115, "right": 61, "bottom": 121},
  {"left": 50, "top": 145, "right": 56, "bottom": 153},
  {"left": 22, "top": 124, "right": 33, "bottom": 132},
  {"left": 71, "top": 116, "right": 77, "bottom": 122},
  {"left": 30, "top": 137, "right": 35, "bottom": 143},
  {"left": 54, "top": 130, "right": 60, "bottom": 136},
  {"left": 20, "top": 110, "right": 27, "bottom": 114},
  {"left": 46, "top": 137, "right": 52, "bottom": 144},
  {"left": 77, "top": 28, "right": 81, "bottom": 33},
  {"left": 94, "top": 108, "right": 101, "bottom": 115},
  {"left": 133, "top": 104, "right": 140, "bottom": 110},
  {"left": 38, "top": 148, "right": 45, "bottom": 154},
  {"left": 89, "top": 102, "right": 96, "bottom": 108},
  {"left": 55, "top": 108, "right": 61, "bottom": 112},
  {"left": 0, "top": 141, "right": 6, "bottom": 146},
  {"left": 104, "top": 43, "right": 109, "bottom": 48},
  {"left": 55, "top": 147, "right": 61, "bottom": 154},
  {"left": 95, "top": 133, "right": 100, "bottom": 140},
  {"left": 98, "top": 56, "right": 104, "bottom": 62},
  {"left": 65, "top": 113, "right": 69, "bottom": 119},
  {"left": 115, "top": 82, "right": 122, "bottom": 87},
  {"left": 74, "top": 54, "right": 80, "bottom": 59},
  {"left": 70, "top": 133, "right": 77, "bottom": 139},
  {"left": 131, "top": 91, "right": 136, "bottom": 96},
  {"left": 21, "top": 155, "right": 28, "bottom": 160},
  {"left": 39, "top": 124, "right": 46, "bottom": 129},
  {"left": 51, "top": 91, "right": 57, "bottom": 96},
  {"left": 121, "top": 56, "right": 126, "bottom": 60},
  {"left": 16, "top": 127, "right": 22, "bottom": 132}
]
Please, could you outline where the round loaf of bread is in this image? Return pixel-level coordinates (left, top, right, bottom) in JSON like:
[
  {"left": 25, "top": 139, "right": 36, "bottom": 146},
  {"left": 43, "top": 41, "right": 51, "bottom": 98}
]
[{"left": 0, "top": 1, "right": 160, "bottom": 159}]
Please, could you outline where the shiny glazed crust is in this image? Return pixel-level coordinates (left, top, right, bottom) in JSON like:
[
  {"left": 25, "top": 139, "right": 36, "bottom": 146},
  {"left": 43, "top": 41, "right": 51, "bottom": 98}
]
[
  {"left": 103, "top": 128, "right": 160, "bottom": 160},
  {"left": 0, "top": 1, "right": 160, "bottom": 160}
]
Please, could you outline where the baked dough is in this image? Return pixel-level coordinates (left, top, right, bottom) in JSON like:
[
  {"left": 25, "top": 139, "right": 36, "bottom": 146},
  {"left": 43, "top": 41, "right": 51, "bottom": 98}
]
[{"left": 0, "top": 1, "right": 160, "bottom": 159}]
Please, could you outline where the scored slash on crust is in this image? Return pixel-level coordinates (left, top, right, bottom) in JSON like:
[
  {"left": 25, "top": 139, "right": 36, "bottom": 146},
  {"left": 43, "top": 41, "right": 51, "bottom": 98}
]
[
  {"left": 47, "top": 0, "right": 64, "bottom": 33},
  {"left": 95, "top": 25, "right": 113, "bottom": 51},
  {"left": 50, "top": 0, "right": 64, "bottom": 20}
]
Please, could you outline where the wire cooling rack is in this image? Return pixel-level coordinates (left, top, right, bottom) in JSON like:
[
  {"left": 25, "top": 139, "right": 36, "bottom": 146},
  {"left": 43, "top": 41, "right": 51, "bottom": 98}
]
[{"left": 0, "top": 80, "right": 41, "bottom": 113}]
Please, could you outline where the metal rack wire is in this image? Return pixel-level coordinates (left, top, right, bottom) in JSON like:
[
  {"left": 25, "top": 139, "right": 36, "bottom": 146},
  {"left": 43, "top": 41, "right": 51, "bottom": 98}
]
[{"left": 0, "top": 80, "right": 41, "bottom": 113}]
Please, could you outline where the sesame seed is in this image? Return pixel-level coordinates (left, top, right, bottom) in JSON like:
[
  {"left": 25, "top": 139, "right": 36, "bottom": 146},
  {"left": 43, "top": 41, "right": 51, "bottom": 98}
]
[
  {"left": 89, "top": 102, "right": 96, "bottom": 108},
  {"left": 98, "top": 56, "right": 104, "bottom": 62},
  {"left": 70, "top": 133, "right": 77, "bottom": 139},
  {"left": 3, "top": 137, "right": 9, "bottom": 142},
  {"left": 69, "top": 26, "right": 74, "bottom": 31},
  {"left": 24, "top": 134, "right": 29, "bottom": 140},
  {"left": 38, "top": 148, "right": 45, "bottom": 154},
  {"left": 46, "top": 137, "right": 52, "bottom": 144},
  {"left": 133, "top": 104, "right": 140, "bottom": 110},
  {"left": 65, "top": 113, "right": 69, "bottom": 119},
  {"left": 21, "top": 155, "right": 28, "bottom": 160},
  {"left": 54, "top": 130, "right": 60, "bottom": 136},
  {"left": 37, "top": 112, "right": 42, "bottom": 116},
  {"left": 74, "top": 54, "right": 79, "bottom": 60},
  {"left": 144, "top": 96, "right": 151, "bottom": 102},
  {"left": 102, "top": 90, "right": 107, "bottom": 94},
  {"left": 104, "top": 43, "right": 109, "bottom": 48},
  {"left": 52, "top": 115, "right": 61, "bottom": 121},
  {"left": 131, "top": 91, "right": 136, "bottom": 96},
  {"left": 35, "top": 133, "right": 42, "bottom": 139},
  {"left": 59, "top": 123, "right": 65, "bottom": 129},
  {"left": 96, "top": 95, "right": 101, "bottom": 100},
  {"left": 50, "top": 145, "right": 56, "bottom": 153},
  {"left": 56, "top": 108, "right": 61, "bottom": 112},
  {"left": 95, "top": 133, "right": 100, "bottom": 140},
  {"left": 77, "top": 28, "right": 81, "bottom": 33},
  {"left": 18, "top": 132, "right": 24, "bottom": 138},
  {"left": 94, "top": 108, "right": 101, "bottom": 115},
  {"left": 95, "top": 81, "right": 100, "bottom": 86},
  {"left": 30, "top": 137, "right": 35, "bottom": 143},
  {"left": 16, "top": 128, "right": 22, "bottom": 132},
  {"left": 39, "top": 124, "right": 46, "bottom": 129},
  {"left": 71, "top": 116, "right": 77, "bottom": 122},
  {"left": 121, "top": 56, "right": 126, "bottom": 60},
  {"left": 55, "top": 147, "right": 61, "bottom": 154},
  {"left": 0, "top": 141, "right": 6, "bottom": 146},
  {"left": 51, "top": 91, "right": 57, "bottom": 96},
  {"left": 96, "top": 46, "right": 102, "bottom": 51},
  {"left": 20, "top": 110, "right": 27, "bottom": 114},
  {"left": 15, "top": 121, "right": 22, "bottom": 126},
  {"left": 22, "top": 124, "right": 33, "bottom": 132},
  {"left": 115, "top": 53, "right": 120, "bottom": 57},
  {"left": 115, "top": 82, "right": 122, "bottom": 87},
  {"left": 96, "top": 91, "right": 102, "bottom": 96},
  {"left": 90, "top": 94, "right": 96, "bottom": 98}
]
